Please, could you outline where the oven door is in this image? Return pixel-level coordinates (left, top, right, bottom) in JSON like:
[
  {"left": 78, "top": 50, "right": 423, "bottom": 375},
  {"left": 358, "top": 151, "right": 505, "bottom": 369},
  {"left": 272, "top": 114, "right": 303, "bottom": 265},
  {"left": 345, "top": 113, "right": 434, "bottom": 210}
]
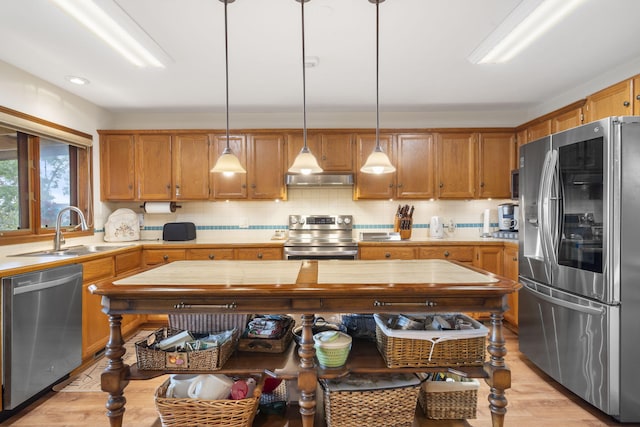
[{"left": 283, "top": 247, "right": 358, "bottom": 260}]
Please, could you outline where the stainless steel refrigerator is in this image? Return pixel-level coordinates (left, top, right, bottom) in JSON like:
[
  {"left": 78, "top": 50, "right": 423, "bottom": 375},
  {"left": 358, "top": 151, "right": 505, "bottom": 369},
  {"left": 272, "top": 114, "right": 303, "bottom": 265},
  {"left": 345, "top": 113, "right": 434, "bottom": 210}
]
[{"left": 518, "top": 116, "right": 640, "bottom": 422}]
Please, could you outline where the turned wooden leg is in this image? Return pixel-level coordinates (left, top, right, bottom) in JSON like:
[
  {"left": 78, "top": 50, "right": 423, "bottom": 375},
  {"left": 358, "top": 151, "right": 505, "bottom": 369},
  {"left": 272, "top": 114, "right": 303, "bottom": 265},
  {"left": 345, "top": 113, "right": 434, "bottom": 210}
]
[
  {"left": 297, "top": 313, "right": 318, "bottom": 427},
  {"left": 100, "top": 314, "right": 130, "bottom": 427},
  {"left": 484, "top": 311, "right": 510, "bottom": 427}
]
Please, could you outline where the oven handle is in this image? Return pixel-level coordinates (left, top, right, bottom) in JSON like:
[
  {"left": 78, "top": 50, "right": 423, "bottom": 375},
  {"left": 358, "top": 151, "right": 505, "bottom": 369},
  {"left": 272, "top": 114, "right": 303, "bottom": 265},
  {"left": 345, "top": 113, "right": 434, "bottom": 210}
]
[{"left": 284, "top": 249, "right": 358, "bottom": 256}]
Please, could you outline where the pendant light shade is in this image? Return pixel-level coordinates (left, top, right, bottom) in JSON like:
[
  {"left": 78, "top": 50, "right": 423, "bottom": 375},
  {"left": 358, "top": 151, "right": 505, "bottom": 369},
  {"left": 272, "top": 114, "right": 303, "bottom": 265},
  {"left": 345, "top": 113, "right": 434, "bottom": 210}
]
[
  {"left": 211, "top": 0, "right": 246, "bottom": 175},
  {"left": 361, "top": 0, "right": 395, "bottom": 175},
  {"left": 288, "top": 0, "right": 323, "bottom": 175}
]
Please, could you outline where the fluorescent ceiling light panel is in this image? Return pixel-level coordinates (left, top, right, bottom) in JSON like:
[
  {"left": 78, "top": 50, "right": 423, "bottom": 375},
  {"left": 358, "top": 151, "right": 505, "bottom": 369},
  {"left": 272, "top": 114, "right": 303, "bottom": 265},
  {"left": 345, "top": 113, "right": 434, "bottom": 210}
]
[
  {"left": 49, "top": 0, "right": 170, "bottom": 68},
  {"left": 468, "top": 0, "right": 586, "bottom": 64}
]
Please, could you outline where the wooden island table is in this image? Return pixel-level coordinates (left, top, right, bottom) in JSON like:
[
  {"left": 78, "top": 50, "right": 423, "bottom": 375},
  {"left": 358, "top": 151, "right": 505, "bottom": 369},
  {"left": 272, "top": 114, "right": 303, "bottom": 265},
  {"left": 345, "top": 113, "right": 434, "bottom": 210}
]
[{"left": 89, "top": 259, "right": 520, "bottom": 427}]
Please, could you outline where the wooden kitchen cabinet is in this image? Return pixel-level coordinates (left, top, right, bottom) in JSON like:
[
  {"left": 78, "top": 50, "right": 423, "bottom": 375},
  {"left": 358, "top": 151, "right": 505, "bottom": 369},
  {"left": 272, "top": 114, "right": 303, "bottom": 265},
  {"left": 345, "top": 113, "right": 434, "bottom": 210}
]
[
  {"left": 100, "top": 133, "right": 136, "bottom": 200},
  {"left": 502, "top": 244, "right": 519, "bottom": 328},
  {"left": 359, "top": 246, "right": 416, "bottom": 260},
  {"left": 235, "top": 247, "right": 282, "bottom": 260},
  {"left": 584, "top": 79, "right": 633, "bottom": 123},
  {"left": 551, "top": 106, "right": 583, "bottom": 133},
  {"left": 210, "top": 135, "right": 248, "bottom": 199},
  {"left": 144, "top": 248, "right": 187, "bottom": 265},
  {"left": 634, "top": 75, "right": 640, "bottom": 115},
  {"left": 418, "top": 245, "right": 474, "bottom": 264},
  {"left": 186, "top": 248, "right": 235, "bottom": 260},
  {"left": 354, "top": 133, "right": 396, "bottom": 199},
  {"left": 135, "top": 134, "right": 173, "bottom": 200},
  {"left": 287, "top": 132, "right": 354, "bottom": 172},
  {"left": 477, "top": 132, "right": 516, "bottom": 199},
  {"left": 396, "top": 134, "right": 436, "bottom": 199},
  {"left": 435, "top": 132, "right": 476, "bottom": 199},
  {"left": 474, "top": 246, "right": 503, "bottom": 275},
  {"left": 527, "top": 119, "right": 552, "bottom": 142},
  {"left": 173, "top": 134, "right": 211, "bottom": 200}
]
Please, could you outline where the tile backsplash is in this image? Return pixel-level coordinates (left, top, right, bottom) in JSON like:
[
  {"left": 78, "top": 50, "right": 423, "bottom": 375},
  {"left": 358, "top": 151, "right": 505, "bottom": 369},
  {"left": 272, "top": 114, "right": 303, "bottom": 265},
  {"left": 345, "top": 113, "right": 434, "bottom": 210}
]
[{"left": 101, "top": 188, "right": 513, "bottom": 241}]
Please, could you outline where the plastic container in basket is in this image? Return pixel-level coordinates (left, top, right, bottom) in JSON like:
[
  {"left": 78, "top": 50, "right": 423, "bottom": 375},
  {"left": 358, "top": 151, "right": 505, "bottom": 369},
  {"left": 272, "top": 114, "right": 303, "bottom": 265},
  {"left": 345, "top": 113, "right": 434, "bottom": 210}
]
[
  {"left": 321, "top": 373, "right": 421, "bottom": 427},
  {"left": 418, "top": 376, "right": 479, "bottom": 419},
  {"left": 135, "top": 327, "right": 238, "bottom": 371},
  {"left": 313, "top": 331, "right": 352, "bottom": 368},
  {"left": 374, "top": 313, "right": 488, "bottom": 368},
  {"left": 154, "top": 375, "right": 263, "bottom": 427},
  {"left": 341, "top": 313, "right": 377, "bottom": 341}
]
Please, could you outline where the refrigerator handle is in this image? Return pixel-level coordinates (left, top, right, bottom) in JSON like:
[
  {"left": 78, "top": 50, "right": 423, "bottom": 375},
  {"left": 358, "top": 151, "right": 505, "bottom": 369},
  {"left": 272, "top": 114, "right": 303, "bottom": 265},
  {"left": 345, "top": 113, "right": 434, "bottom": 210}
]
[
  {"left": 539, "top": 150, "right": 556, "bottom": 278},
  {"left": 522, "top": 282, "right": 605, "bottom": 316},
  {"left": 547, "top": 149, "right": 560, "bottom": 266}
]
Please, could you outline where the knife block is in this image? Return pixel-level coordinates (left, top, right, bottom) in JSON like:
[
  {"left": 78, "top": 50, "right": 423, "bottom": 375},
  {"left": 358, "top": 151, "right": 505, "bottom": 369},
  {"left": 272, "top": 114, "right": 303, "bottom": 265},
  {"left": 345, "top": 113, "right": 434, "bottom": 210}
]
[{"left": 400, "top": 221, "right": 412, "bottom": 240}]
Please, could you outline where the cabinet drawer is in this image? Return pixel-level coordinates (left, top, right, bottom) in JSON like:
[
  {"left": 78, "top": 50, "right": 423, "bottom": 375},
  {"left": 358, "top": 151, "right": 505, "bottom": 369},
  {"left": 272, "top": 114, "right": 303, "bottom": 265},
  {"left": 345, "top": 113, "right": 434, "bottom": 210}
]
[
  {"left": 359, "top": 247, "right": 416, "bottom": 260},
  {"left": 418, "top": 246, "right": 474, "bottom": 262},
  {"left": 235, "top": 247, "right": 282, "bottom": 260},
  {"left": 83, "top": 257, "right": 114, "bottom": 282},
  {"left": 144, "top": 249, "right": 186, "bottom": 265},
  {"left": 186, "top": 248, "right": 234, "bottom": 260},
  {"left": 115, "top": 250, "right": 142, "bottom": 275}
]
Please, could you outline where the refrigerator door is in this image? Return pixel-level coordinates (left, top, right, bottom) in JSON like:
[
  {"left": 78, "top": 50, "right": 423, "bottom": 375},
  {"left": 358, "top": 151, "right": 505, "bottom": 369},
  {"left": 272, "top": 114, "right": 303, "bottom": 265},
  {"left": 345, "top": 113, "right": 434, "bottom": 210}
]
[
  {"left": 519, "top": 136, "right": 552, "bottom": 285},
  {"left": 519, "top": 277, "right": 619, "bottom": 417}
]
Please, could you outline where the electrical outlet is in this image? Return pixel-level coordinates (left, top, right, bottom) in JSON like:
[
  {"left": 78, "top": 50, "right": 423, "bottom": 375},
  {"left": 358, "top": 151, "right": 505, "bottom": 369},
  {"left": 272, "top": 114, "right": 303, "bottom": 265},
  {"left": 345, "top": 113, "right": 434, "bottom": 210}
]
[
  {"left": 138, "top": 213, "right": 145, "bottom": 229},
  {"left": 239, "top": 218, "right": 249, "bottom": 229}
]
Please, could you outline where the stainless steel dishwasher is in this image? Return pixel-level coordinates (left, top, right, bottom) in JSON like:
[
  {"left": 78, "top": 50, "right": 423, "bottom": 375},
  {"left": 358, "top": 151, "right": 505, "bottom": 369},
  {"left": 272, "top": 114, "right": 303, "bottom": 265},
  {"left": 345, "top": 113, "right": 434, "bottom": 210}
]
[{"left": 2, "top": 264, "right": 82, "bottom": 410}]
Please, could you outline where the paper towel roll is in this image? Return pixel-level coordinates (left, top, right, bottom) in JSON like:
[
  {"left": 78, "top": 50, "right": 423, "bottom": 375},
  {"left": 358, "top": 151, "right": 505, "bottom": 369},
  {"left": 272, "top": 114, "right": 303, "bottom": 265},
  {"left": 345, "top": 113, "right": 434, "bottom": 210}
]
[
  {"left": 143, "top": 202, "right": 176, "bottom": 214},
  {"left": 483, "top": 209, "right": 491, "bottom": 234}
]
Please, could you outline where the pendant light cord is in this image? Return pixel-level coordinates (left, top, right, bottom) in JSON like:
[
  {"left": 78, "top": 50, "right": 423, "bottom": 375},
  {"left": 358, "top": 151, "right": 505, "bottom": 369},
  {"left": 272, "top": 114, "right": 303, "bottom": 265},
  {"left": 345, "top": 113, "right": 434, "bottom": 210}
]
[
  {"left": 224, "top": 0, "right": 231, "bottom": 148},
  {"left": 301, "top": 0, "right": 308, "bottom": 150},
  {"left": 375, "top": 0, "right": 380, "bottom": 149}
]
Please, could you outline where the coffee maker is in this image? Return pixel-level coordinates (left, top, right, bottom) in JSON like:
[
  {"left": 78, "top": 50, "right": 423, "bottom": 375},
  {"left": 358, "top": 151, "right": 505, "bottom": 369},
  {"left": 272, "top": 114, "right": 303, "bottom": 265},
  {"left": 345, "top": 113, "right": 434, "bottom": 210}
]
[{"left": 498, "top": 203, "right": 519, "bottom": 231}]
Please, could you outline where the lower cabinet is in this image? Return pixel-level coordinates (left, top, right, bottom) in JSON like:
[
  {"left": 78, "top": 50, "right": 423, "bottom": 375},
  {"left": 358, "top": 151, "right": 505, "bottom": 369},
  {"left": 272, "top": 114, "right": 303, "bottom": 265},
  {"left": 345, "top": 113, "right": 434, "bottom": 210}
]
[
  {"left": 359, "top": 246, "right": 416, "bottom": 260},
  {"left": 502, "top": 244, "right": 519, "bottom": 328}
]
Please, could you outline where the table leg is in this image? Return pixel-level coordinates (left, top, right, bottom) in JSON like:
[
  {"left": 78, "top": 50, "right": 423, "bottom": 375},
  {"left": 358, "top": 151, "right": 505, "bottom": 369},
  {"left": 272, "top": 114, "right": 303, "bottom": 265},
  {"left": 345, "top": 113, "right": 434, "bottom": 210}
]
[
  {"left": 297, "top": 313, "right": 318, "bottom": 427},
  {"left": 100, "top": 314, "right": 130, "bottom": 427},
  {"left": 485, "top": 311, "right": 510, "bottom": 427}
]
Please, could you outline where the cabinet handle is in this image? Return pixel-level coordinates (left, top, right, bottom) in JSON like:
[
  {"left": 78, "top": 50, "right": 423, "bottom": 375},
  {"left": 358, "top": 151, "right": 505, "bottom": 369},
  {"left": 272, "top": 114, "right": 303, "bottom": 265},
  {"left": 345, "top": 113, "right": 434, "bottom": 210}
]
[
  {"left": 242, "top": 184, "right": 247, "bottom": 189},
  {"left": 397, "top": 183, "right": 403, "bottom": 188},
  {"left": 175, "top": 302, "right": 237, "bottom": 310},
  {"left": 322, "top": 155, "right": 327, "bottom": 160},
  {"left": 513, "top": 257, "right": 518, "bottom": 261},
  {"left": 623, "top": 101, "right": 630, "bottom": 107},
  {"left": 209, "top": 254, "right": 215, "bottom": 260},
  {"left": 385, "top": 252, "right": 391, "bottom": 258},
  {"left": 257, "top": 252, "right": 263, "bottom": 259},
  {"left": 636, "top": 94, "right": 640, "bottom": 101},
  {"left": 439, "top": 183, "right": 444, "bottom": 188},
  {"left": 388, "top": 183, "right": 394, "bottom": 188},
  {"left": 374, "top": 300, "right": 438, "bottom": 307},
  {"left": 444, "top": 251, "right": 450, "bottom": 257},
  {"left": 163, "top": 255, "right": 169, "bottom": 261},
  {"left": 480, "top": 182, "right": 485, "bottom": 187},
  {"left": 176, "top": 185, "right": 181, "bottom": 197},
  {"left": 251, "top": 184, "right": 256, "bottom": 189}
]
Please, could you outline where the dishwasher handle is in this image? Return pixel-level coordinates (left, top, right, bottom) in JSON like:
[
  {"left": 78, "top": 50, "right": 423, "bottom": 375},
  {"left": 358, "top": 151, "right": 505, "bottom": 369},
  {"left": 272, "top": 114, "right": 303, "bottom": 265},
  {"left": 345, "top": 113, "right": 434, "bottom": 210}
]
[{"left": 13, "top": 272, "right": 83, "bottom": 296}]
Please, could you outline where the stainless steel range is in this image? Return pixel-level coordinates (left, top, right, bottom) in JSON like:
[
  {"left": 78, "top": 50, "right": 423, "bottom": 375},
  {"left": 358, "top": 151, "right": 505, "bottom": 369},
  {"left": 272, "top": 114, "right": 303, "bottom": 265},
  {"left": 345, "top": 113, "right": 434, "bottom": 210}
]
[{"left": 283, "top": 215, "right": 357, "bottom": 260}]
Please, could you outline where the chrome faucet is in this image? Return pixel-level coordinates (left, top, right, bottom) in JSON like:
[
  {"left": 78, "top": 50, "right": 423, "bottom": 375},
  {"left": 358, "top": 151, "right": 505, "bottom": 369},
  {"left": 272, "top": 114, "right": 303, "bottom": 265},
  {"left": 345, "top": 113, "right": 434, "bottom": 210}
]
[{"left": 54, "top": 206, "right": 89, "bottom": 251}]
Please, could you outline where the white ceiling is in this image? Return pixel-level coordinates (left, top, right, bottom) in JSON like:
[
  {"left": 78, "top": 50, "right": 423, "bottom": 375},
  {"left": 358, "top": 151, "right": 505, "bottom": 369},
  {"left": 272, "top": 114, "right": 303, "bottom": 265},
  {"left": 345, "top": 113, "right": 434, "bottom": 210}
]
[{"left": 1, "top": 0, "right": 640, "bottom": 119}]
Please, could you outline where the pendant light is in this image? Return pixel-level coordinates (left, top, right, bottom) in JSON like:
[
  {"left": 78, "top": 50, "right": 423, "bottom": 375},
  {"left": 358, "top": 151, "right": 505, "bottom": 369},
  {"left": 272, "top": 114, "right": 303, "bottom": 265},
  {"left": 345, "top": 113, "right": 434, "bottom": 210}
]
[
  {"left": 361, "top": 0, "right": 395, "bottom": 175},
  {"left": 288, "top": 0, "right": 323, "bottom": 175},
  {"left": 211, "top": 0, "right": 246, "bottom": 175}
]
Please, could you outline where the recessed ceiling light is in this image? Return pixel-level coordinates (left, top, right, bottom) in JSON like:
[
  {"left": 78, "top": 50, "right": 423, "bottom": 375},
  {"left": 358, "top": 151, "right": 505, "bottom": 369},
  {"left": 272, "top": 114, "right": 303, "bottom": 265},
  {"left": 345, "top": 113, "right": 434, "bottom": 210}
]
[{"left": 65, "top": 75, "right": 90, "bottom": 85}]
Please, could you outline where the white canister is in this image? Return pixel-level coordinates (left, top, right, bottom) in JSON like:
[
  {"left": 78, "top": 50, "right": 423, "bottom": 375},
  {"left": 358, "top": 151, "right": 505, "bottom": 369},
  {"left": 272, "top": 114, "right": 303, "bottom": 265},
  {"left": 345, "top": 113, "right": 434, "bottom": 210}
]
[
  {"left": 430, "top": 216, "right": 444, "bottom": 238},
  {"left": 166, "top": 374, "right": 198, "bottom": 398},
  {"left": 187, "top": 374, "right": 234, "bottom": 400}
]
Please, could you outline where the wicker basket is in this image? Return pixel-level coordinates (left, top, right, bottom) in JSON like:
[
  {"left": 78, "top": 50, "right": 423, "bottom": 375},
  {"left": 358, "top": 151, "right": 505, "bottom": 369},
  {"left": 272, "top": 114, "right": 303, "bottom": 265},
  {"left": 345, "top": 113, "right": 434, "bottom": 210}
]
[
  {"left": 321, "top": 374, "right": 421, "bottom": 427},
  {"left": 135, "top": 327, "right": 238, "bottom": 371},
  {"left": 418, "top": 378, "right": 479, "bottom": 419},
  {"left": 168, "top": 313, "right": 250, "bottom": 334},
  {"left": 374, "top": 313, "right": 488, "bottom": 368},
  {"left": 155, "top": 376, "right": 262, "bottom": 427}
]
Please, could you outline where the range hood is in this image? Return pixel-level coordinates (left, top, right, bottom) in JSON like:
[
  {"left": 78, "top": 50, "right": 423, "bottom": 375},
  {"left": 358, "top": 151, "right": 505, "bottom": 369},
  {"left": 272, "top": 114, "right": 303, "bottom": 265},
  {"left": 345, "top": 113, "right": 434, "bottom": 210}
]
[{"left": 286, "top": 173, "right": 354, "bottom": 187}]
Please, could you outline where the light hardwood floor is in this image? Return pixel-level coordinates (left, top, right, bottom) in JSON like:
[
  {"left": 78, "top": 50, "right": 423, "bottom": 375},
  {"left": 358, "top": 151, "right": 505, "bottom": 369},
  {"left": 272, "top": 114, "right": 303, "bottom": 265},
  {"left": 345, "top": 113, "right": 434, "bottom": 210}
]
[{"left": 0, "top": 327, "right": 635, "bottom": 427}]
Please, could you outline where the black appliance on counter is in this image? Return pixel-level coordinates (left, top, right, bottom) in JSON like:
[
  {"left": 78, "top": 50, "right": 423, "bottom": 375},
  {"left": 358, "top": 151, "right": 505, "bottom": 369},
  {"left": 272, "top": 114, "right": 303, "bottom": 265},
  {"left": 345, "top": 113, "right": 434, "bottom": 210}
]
[
  {"left": 162, "top": 222, "right": 196, "bottom": 241},
  {"left": 283, "top": 215, "right": 357, "bottom": 260}
]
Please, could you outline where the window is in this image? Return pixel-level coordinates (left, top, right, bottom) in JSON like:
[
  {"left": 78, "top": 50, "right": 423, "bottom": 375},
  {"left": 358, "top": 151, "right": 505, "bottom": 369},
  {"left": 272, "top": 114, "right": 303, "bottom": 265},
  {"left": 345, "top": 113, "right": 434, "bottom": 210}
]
[{"left": 0, "top": 119, "right": 93, "bottom": 245}]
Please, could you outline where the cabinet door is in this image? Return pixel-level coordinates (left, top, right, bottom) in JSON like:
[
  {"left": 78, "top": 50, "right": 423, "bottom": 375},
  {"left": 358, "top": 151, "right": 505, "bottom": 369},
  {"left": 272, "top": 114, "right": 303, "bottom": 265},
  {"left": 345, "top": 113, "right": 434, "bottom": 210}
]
[
  {"left": 286, "top": 132, "right": 321, "bottom": 171},
  {"left": 436, "top": 133, "right": 476, "bottom": 199},
  {"left": 320, "top": 133, "right": 353, "bottom": 171},
  {"left": 633, "top": 75, "right": 640, "bottom": 115},
  {"left": 473, "top": 246, "right": 503, "bottom": 275},
  {"left": 354, "top": 134, "right": 395, "bottom": 199},
  {"left": 100, "top": 134, "right": 135, "bottom": 200},
  {"left": 144, "top": 249, "right": 186, "bottom": 265},
  {"left": 585, "top": 79, "right": 633, "bottom": 123},
  {"left": 247, "top": 134, "right": 286, "bottom": 200},
  {"left": 527, "top": 119, "right": 552, "bottom": 142},
  {"left": 235, "top": 247, "right": 282, "bottom": 260},
  {"left": 551, "top": 107, "right": 583, "bottom": 133},
  {"left": 211, "top": 135, "right": 248, "bottom": 199},
  {"left": 186, "top": 248, "right": 234, "bottom": 260},
  {"left": 503, "top": 245, "right": 519, "bottom": 327},
  {"left": 396, "top": 134, "right": 435, "bottom": 199},
  {"left": 136, "top": 134, "right": 173, "bottom": 200},
  {"left": 173, "top": 134, "right": 210, "bottom": 200},
  {"left": 477, "top": 132, "right": 515, "bottom": 199},
  {"left": 359, "top": 246, "right": 416, "bottom": 260},
  {"left": 418, "top": 246, "right": 474, "bottom": 263}
]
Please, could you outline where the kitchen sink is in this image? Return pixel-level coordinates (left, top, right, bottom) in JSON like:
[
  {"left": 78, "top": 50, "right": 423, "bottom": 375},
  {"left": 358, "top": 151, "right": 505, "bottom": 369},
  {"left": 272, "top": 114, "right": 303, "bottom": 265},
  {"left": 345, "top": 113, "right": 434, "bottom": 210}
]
[{"left": 9, "top": 244, "right": 133, "bottom": 257}]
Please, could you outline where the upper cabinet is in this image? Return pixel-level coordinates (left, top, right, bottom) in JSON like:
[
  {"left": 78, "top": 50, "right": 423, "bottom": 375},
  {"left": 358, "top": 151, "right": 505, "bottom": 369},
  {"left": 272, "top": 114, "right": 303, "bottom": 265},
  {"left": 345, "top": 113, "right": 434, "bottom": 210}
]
[
  {"left": 210, "top": 135, "right": 248, "bottom": 200},
  {"left": 551, "top": 106, "right": 583, "bottom": 133},
  {"left": 477, "top": 132, "right": 516, "bottom": 199},
  {"left": 354, "top": 133, "right": 396, "bottom": 199},
  {"left": 286, "top": 132, "right": 353, "bottom": 172},
  {"left": 173, "top": 134, "right": 211, "bottom": 200},
  {"left": 100, "top": 133, "right": 135, "bottom": 201},
  {"left": 634, "top": 75, "right": 640, "bottom": 114},
  {"left": 435, "top": 132, "right": 476, "bottom": 199},
  {"left": 135, "top": 134, "right": 173, "bottom": 200},
  {"left": 585, "top": 79, "right": 633, "bottom": 123},
  {"left": 396, "top": 134, "right": 436, "bottom": 199},
  {"left": 526, "top": 119, "right": 552, "bottom": 142}
]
